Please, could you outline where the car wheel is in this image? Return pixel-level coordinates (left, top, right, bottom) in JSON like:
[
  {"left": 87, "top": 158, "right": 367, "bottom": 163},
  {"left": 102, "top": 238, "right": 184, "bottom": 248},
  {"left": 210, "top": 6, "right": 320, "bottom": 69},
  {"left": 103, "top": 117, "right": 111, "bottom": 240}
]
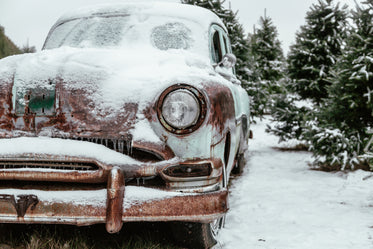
[
  {"left": 171, "top": 165, "right": 227, "bottom": 249},
  {"left": 231, "top": 150, "right": 248, "bottom": 175},
  {"left": 170, "top": 215, "right": 225, "bottom": 249}
]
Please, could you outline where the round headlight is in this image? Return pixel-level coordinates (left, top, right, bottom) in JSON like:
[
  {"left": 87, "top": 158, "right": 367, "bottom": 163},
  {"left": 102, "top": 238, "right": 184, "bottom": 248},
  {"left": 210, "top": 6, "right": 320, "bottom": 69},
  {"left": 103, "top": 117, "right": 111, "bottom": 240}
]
[
  {"left": 157, "top": 84, "right": 206, "bottom": 134},
  {"left": 162, "top": 89, "right": 200, "bottom": 129}
]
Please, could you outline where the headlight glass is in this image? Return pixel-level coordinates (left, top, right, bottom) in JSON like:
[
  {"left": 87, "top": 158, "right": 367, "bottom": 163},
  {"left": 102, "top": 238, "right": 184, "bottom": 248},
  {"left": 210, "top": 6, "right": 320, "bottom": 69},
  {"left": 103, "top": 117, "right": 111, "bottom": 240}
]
[{"left": 161, "top": 89, "right": 200, "bottom": 129}]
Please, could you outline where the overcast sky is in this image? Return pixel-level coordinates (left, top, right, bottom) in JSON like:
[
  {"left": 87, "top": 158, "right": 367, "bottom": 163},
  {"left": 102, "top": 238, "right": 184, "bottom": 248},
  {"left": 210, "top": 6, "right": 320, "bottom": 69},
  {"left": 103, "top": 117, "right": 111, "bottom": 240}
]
[{"left": 0, "top": 0, "right": 363, "bottom": 55}]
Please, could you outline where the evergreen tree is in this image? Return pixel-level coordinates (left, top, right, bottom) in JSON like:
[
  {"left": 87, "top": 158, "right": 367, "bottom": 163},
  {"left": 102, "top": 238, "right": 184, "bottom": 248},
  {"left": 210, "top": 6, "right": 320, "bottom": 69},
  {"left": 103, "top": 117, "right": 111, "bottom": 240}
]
[
  {"left": 270, "top": 0, "right": 373, "bottom": 170},
  {"left": 0, "top": 26, "right": 36, "bottom": 59},
  {"left": 308, "top": 0, "right": 373, "bottom": 170},
  {"left": 325, "top": 0, "right": 373, "bottom": 131},
  {"left": 268, "top": 0, "right": 349, "bottom": 143},
  {"left": 246, "top": 11, "right": 285, "bottom": 116},
  {"left": 0, "top": 25, "right": 21, "bottom": 59},
  {"left": 287, "top": 0, "right": 348, "bottom": 104},
  {"left": 249, "top": 11, "right": 284, "bottom": 83}
]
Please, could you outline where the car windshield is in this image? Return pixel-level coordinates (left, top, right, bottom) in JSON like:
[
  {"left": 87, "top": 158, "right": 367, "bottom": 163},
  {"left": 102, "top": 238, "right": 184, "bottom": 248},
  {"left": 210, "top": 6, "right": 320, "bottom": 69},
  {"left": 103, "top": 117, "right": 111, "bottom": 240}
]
[{"left": 43, "top": 15, "right": 198, "bottom": 51}]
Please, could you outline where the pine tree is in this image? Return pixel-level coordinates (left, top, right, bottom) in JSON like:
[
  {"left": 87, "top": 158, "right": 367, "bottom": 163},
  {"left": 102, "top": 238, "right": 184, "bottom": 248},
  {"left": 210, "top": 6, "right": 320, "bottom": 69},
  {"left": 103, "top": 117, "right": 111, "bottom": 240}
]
[
  {"left": 287, "top": 0, "right": 348, "bottom": 104},
  {"left": 249, "top": 11, "right": 284, "bottom": 83},
  {"left": 268, "top": 0, "right": 349, "bottom": 143},
  {"left": 0, "top": 26, "right": 21, "bottom": 59},
  {"left": 325, "top": 0, "right": 373, "bottom": 131},
  {"left": 307, "top": 0, "right": 373, "bottom": 170},
  {"left": 246, "top": 11, "right": 285, "bottom": 116}
]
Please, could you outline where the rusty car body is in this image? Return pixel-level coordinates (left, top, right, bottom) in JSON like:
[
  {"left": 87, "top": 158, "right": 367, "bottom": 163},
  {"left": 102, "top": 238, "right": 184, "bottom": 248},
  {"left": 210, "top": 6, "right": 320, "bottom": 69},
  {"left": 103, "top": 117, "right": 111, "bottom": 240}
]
[{"left": 0, "top": 2, "right": 250, "bottom": 248}]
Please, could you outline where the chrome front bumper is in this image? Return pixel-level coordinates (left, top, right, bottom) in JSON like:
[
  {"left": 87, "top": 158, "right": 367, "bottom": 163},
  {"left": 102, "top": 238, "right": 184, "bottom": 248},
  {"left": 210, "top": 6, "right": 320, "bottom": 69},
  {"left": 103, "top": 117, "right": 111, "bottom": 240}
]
[
  {"left": 0, "top": 155, "right": 227, "bottom": 233},
  {"left": 0, "top": 168, "right": 228, "bottom": 233}
]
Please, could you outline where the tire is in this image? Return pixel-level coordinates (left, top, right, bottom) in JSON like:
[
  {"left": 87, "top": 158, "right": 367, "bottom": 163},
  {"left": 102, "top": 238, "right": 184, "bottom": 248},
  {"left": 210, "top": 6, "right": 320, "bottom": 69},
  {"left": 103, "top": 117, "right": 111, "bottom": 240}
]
[
  {"left": 232, "top": 149, "right": 248, "bottom": 175},
  {"left": 171, "top": 216, "right": 224, "bottom": 249},
  {"left": 232, "top": 124, "right": 250, "bottom": 175},
  {"left": 171, "top": 147, "right": 228, "bottom": 248},
  {"left": 171, "top": 169, "right": 226, "bottom": 249}
]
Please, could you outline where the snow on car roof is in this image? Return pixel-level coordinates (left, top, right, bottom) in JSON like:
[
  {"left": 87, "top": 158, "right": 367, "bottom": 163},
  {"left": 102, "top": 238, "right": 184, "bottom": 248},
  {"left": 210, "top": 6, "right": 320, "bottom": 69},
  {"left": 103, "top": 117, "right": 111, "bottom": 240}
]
[{"left": 54, "top": 2, "right": 226, "bottom": 31}]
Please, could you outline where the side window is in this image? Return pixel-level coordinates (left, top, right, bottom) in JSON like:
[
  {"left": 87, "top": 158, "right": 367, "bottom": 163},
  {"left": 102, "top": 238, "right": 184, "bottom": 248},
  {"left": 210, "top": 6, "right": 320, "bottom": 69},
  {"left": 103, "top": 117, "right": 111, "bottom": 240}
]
[
  {"left": 223, "top": 34, "right": 230, "bottom": 54},
  {"left": 212, "top": 31, "right": 222, "bottom": 63},
  {"left": 209, "top": 25, "right": 235, "bottom": 74},
  {"left": 209, "top": 25, "right": 232, "bottom": 64}
]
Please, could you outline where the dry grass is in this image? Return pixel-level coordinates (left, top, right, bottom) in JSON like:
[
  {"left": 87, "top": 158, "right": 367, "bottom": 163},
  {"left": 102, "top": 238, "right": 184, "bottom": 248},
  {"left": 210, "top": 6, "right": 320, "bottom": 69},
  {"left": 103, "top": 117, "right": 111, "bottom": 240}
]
[{"left": 0, "top": 223, "right": 181, "bottom": 249}]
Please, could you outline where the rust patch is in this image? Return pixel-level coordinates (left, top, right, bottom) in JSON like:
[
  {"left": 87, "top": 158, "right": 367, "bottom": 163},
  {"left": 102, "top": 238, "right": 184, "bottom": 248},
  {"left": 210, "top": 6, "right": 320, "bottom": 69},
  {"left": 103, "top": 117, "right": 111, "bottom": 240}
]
[
  {"left": 106, "top": 167, "right": 125, "bottom": 233},
  {"left": 203, "top": 84, "right": 235, "bottom": 134},
  {"left": 0, "top": 194, "right": 39, "bottom": 217},
  {"left": 0, "top": 170, "right": 108, "bottom": 183},
  {"left": 0, "top": 155, "right": 111, "bottom": 183},
  {"left": 0, "top": 80, "right": 139, "bottom": 137},
  {"left": 122, "top": 190, "right": 228, "bottom": 220},
  {"left": 0, "top": 81, "right": 15, "bottom": 132},
  {"left": 0, "top": 190, "right": 228, "bottom": 228}
]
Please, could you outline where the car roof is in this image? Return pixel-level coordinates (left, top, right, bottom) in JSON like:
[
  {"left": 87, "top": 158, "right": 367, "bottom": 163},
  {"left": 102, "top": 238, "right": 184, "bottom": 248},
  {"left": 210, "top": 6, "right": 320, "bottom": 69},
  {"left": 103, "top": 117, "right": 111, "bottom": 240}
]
[{"left": 54, "top": 2, "right": 226, "bottom": 32}]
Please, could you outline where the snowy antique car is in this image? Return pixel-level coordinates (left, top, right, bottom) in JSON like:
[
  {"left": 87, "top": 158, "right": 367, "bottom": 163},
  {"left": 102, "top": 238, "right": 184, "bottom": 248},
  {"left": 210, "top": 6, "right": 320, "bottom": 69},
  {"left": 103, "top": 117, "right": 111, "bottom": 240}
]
[{"left": 0, "top": 2, "right": 249, "bottom": 248}]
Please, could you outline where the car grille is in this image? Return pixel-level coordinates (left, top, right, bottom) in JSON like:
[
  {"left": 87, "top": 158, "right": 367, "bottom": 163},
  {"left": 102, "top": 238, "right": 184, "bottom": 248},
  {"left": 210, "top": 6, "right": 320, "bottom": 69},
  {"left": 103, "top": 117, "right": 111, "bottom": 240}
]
[
  {"left": 68, "top": 136, "right": 133, "bottom": 155},
  {"left": 0, "top": 160, "right": 99, "bottom": 171},
  {"left": 0, "top": 137, "right": 162, "bottom": 173},
  {"left": 66, "top": 136, "right": 162, "bottom": 162}
]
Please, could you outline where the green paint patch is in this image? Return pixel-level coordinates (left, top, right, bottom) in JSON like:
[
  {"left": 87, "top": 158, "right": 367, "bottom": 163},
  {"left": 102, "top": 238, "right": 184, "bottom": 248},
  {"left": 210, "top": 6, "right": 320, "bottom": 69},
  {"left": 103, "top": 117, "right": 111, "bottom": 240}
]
[{"left": 15, "top": 88, "right": 56, "bottom": 116}]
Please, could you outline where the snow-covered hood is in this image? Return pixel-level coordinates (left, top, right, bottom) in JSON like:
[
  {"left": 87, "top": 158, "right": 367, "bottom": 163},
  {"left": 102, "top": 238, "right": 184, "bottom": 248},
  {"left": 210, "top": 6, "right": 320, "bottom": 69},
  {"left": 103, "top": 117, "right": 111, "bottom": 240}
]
[
  {"left": 12, "top": 46, "right": 217, "bottom": 111},
  {"left": 0, "top": 46, "right": 225, "bottom": 140}
]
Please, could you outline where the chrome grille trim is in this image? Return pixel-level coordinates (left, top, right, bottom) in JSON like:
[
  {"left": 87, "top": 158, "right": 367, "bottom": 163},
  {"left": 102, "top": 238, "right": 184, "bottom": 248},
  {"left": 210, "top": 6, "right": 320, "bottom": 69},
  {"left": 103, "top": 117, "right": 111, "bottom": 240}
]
[
  {"left": 61, "top": 136, "right": 163, "bottom": 162},
  {"left": 0, "top": 161, "right": 99, "bottom": 171},
  {"left": 66, "top": 136, "right": 133, "bottom": 156}
]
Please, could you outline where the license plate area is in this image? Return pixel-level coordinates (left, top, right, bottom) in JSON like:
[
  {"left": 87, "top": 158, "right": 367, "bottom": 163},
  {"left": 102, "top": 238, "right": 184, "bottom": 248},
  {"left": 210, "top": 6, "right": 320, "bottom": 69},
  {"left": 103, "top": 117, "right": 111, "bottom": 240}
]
[{"left": 15, "top": 86, "right": 56, "bottom": 116}]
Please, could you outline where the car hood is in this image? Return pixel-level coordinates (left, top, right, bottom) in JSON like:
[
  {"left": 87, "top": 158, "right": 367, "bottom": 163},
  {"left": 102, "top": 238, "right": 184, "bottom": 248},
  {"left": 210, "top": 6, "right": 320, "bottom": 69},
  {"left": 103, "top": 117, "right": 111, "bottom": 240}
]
[
  {"left": 0, "top": 47, "right": 224, "bottom": 141},
  {"left": 11, "top": 46, "right": 216, "bottom": 111}
]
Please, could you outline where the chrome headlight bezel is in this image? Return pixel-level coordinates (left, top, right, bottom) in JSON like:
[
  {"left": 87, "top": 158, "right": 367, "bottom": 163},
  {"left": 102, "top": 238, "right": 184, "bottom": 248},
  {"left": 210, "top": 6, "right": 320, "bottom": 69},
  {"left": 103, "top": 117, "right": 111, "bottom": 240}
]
[{"left": 157, "top": 84, "right": 206, "bottom": 135}]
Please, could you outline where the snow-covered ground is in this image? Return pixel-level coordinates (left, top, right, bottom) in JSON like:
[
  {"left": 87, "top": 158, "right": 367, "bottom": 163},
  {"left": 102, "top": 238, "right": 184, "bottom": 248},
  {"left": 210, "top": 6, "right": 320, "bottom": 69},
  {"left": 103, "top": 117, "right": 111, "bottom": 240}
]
[{"left": 219, "top": 117, "right": 373, "bottom": 249}]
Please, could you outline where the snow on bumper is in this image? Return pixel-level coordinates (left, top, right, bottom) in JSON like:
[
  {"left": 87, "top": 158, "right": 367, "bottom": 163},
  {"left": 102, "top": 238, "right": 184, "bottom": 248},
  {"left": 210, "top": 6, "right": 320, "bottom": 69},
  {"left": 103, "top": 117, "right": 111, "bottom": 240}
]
[
  {"left": 0, "top": 138, "right": 227, "bottom": 233},
  {"left": 0, "top": 182, "right": 228, "bottom": 233}
]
